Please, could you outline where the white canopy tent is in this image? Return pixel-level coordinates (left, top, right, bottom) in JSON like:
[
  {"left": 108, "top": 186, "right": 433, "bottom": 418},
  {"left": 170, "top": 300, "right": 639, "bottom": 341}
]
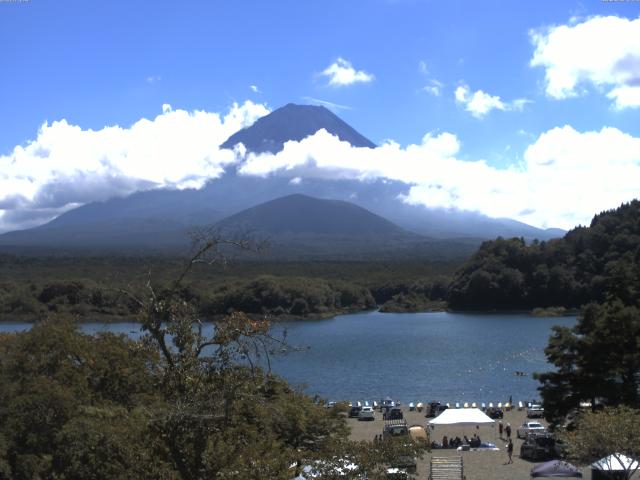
[
  {"left": 590, "top": 453, "right": 639, "bottom": 471},
  {"left": 429, "top": 408, "right": 495, "bottom": 426},
  {"left": 428, "top": 408, "right": 497, "bottom": 449}
]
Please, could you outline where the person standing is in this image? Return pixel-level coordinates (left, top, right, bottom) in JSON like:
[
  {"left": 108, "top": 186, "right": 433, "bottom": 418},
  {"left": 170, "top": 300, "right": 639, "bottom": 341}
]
[
  {"left": 498, "top": 420, "right": 503, "bottom": 439},
  {"left": 505, "top": 422, "right": 512, "bottom": 440},
  {"left": 507, "top": 438, "right": 513, "bottom": 464}
]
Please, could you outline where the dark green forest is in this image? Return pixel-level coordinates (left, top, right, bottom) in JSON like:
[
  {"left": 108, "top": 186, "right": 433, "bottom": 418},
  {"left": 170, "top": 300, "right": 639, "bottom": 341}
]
[
  {"left": 3, "top": 200, "right": 640, "bottom": 321},
  {"left": 448, "top": 200, "right": 640, "bottom": 311},
  {"left": 537, "top": 301, "right": 640, "bottom": 425},
  {"left": 0, "top": 255, "right": 458, "bottom": 321},
  {"left": 512, "top": 201, "right": 640, "bottom": 426}
]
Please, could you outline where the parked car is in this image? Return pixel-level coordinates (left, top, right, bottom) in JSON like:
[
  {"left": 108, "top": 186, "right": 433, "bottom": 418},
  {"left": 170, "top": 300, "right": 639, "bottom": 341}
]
[
  {"left": 348, "top": 405, "right": 362, "bottom": 418},
  {"left": 527, "top": 404, "right": 545, "bottom": 418},
  {"left": 390, "top": 455, "right": 417, "bottom": 474},
  {"left": 427, "top": 402, "right": 448, "bottom": 418},
  {"left": 426, "top": 402, "right": 441, "bottom": 417},
  {"left": 520, "top": 432, "right": 565, "bottom": 461},
  {"left": 386, "top": 467, "right": 409, "bottom": 479},
  {"left": 381, "top": 398, "right": 395, "bottom": 410},
  {"left": 297, "top": 457, "right": 361, "bottom": 478},
  {"left": 517, "top": 421, "right": 546, "bottom": 439},
  {"left": 485, "top": 407, "right": 504, "bottom": 419},
  {"left": 358, "top": 406, "right": 375, "bottom": 421},
  {"left": 383, "top": 419, "right": 409, "bottom": 439},
  {"left": 383, "top": 407, "right": 403, "bottom": 420}
]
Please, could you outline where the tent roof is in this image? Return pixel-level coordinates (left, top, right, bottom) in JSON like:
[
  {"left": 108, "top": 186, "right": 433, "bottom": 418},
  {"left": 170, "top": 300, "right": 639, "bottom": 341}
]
[
  {"left": 590, "top": 453, "right": 639, "bottom": 471},
  {"left": 531, "top": 460, "right": 583, "bottom": 478},
  {"left": 429, "top": 408, "right": 495, "bottom": 426}
]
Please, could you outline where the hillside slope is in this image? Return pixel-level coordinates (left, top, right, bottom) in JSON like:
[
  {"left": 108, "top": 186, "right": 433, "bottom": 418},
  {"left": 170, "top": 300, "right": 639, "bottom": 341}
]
[
  {"left": 447, "top": 200, "right": 640, "bottom": 310},
  {"left": 217, "top": 194, "right": 403, "bottom": 236}
]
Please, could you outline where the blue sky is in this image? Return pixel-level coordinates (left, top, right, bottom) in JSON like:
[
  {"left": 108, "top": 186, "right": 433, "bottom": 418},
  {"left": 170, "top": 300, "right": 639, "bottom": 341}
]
[{"left": 1, "top": 0, "right": 640, "bottom": 231}]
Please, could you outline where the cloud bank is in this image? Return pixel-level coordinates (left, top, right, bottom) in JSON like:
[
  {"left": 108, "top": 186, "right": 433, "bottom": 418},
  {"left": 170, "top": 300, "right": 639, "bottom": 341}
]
[
  {"left": 531, "top": 15, "right": 640, "bottom": 108},
  {"left": 0, "top": 101, "right": 269, "bottom": 232},
  {"left": 2, "top": 101, "right": 640, "bottom": 233},
  {"left": 239, "top": 126, "right": 640, "bottom": 229}
]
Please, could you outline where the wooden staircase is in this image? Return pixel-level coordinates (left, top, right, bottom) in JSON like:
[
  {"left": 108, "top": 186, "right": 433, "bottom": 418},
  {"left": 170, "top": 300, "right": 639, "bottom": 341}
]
[{"left": 429, "top": 456, "right": 465, "bottom": 480}]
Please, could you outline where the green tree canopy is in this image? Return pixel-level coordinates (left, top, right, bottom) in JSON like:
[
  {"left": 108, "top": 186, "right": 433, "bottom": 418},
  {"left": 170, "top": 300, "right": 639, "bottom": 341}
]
[
  {"left": 536, "top": 302, "right": 640, "bottom": 425},
  {"left": 448, "top": 200, "right": 640, "bottom": 310},
  {"left": 559, "top": 406, "right": 640, "bottom": 480},
  {"left": 0, "top": 233, "right": 428, "bottom": 479}
]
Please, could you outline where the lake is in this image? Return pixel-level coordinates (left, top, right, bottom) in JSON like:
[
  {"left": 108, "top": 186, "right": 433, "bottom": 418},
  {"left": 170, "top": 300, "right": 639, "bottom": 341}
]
[{"left": 0, "top": 311, "right": 576, "bottom": 405}]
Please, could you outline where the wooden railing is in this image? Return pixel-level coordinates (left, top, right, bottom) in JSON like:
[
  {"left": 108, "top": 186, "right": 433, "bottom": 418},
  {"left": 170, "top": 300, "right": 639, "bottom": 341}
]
[{"left": 429, "top": 456, "right": 465, "bottom": 480}]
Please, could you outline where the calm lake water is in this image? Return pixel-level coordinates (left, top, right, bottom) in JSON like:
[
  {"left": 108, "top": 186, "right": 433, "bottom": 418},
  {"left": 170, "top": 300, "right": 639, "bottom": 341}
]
[{"left": 0, "top": 311, "right": 576, "bottom": 404}]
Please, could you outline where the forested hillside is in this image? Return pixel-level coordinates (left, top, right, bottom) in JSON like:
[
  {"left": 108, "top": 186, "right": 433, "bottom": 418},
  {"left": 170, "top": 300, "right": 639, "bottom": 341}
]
[
  {"left": 4, "top": 201, "right": 639, "bottom": 320},
  {"left": 0, "top": 255, "right": 458, "bottom": 320},
  {"left": 448, "top": 201, "right": 640, "bottom": 310}
]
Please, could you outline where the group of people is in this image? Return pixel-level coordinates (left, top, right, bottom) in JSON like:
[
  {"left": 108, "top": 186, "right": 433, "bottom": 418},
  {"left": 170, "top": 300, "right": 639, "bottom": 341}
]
[
  {"left": 498, "top": 420, "right": 512, "bottom": 440},
  {"left": 438, "top": 433, "right": 483, "bottom": 449},
  {"left": 498, "top": 421, "right": 514, "bottom": 464}
]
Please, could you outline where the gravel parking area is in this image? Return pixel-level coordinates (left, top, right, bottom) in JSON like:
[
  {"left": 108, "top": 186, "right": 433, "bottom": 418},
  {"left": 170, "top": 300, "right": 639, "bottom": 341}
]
[{"left": 347, "top": 405, "right": 592, "bottom": 480}]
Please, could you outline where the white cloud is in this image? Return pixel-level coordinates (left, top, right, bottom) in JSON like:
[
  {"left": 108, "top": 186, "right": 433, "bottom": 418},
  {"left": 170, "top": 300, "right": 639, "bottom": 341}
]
[
  {"left": 3, "top": 100, "right": 640, "bottom": 233},
  {"left": 321, "top": 58, "right": 374, "bottom": 87},
  {"left": 237, "top": 125, "right": 640, "bottom": 229},
  {"left": 530, "top": 15, "right": 640, "bottom": 108},
  {"left": 455, "top": 85, "right": 505, "bottom": 116},
  {"left": 146, "top": 75, "right": 161, "bottom": 84},
  {"left": 418, "top": 61, "right": 442, "bottom": 96},
  {"left": 511, "top": 98, "right": 532, "bottom": 111},
  {"left": 607, "top": 85, "right": 640, "bottom": 109},
  {"left": 455, "top": 84, "right": 530, "bottom": 118},
  {"left": 0, "top": 101, "right": 269, "bottom": 232},
  {"left": 422, "top": 79, "right": 443, "bottom": 97},
  {"left": 249, "top": 85, "right": 261, "bottom": 93}
]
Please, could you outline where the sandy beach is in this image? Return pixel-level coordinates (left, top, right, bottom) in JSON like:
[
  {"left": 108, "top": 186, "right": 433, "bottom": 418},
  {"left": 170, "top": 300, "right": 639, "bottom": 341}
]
[{"left": 347, "top": 405, "right": 593, "bottom": 480}]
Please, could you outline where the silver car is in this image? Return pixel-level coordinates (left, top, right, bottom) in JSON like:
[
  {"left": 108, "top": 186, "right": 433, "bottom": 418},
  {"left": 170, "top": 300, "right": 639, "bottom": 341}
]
[
  {"left": 358, "top": 406, "right": 375, "bottom": 421},
  {"left": 527, "top": 405, "right": 545, "bottom": 418},
  {"left": 517, "top": 421, "right": 546, "bottom": 439}
]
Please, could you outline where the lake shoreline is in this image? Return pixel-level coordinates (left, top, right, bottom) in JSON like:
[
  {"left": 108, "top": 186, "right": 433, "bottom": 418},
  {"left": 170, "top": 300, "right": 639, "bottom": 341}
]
[{"left": 0, "top": 304, "right": 580, "bottom": 324}]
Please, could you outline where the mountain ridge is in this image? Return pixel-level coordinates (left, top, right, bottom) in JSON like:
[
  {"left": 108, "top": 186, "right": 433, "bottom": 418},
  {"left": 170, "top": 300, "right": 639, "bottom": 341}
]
[
  {"left": 217, "top": 193, "right": 405, "bottom": 236},
  {"left": 0, "top": 103, "right": 565, "bottom": 254},
  {"left": 220, "top": 103, "right": 376, "bottom": 153}
]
